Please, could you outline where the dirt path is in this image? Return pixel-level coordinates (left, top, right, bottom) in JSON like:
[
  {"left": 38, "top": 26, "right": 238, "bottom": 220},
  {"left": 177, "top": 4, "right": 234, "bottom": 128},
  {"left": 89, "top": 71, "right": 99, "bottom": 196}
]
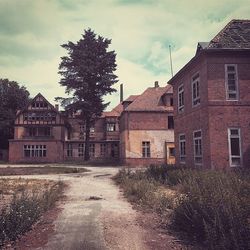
[{"left": 1, "top": 166, "right": 149, "bottom": 250}]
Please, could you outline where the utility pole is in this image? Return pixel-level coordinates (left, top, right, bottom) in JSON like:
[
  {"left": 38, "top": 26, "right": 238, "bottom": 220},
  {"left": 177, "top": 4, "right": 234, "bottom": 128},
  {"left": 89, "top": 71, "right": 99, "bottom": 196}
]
[{"left": 169, "top": 45, "right": 173, "bottom": 77}]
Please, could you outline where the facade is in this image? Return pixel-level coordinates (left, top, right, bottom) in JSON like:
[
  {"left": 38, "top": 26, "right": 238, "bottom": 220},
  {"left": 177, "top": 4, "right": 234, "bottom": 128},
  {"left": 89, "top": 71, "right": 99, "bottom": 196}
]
[
  {"left": 119, "top": 83, "right": 175, "bottom": 166},
  {"left": 169, "top": 20, "right": 250, "bottom": 169},
  {"left": 9, "top": 83, "right": 175, "bottom": 166},
  {"left": 9, "top": 93, "right": 121, "bottom": 163}
]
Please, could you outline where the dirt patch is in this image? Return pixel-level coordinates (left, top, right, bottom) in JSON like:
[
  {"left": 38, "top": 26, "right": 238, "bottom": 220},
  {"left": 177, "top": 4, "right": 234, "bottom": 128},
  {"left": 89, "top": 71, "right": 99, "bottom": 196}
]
[{"left": 0, "top": 166, "right": 88, "bottom": 176}]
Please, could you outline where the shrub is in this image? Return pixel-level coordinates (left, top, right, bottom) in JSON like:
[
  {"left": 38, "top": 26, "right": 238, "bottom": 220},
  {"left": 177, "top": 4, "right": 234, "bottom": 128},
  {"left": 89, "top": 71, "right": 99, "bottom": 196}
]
[{"left": 0, "top": 181, "right": 64, "bottom": 247}]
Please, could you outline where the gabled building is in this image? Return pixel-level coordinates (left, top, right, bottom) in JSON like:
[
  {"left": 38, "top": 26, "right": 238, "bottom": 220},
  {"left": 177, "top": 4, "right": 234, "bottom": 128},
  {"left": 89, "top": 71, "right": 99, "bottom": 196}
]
[
  {"left": 119, "top": 82, "right": 175, "bottom": 166},
  {"left": 9, "top": 93, "right": 65, "bottom": 163},
  {"left": 169, "top": 20, "right": 250, "bottom": 169}
]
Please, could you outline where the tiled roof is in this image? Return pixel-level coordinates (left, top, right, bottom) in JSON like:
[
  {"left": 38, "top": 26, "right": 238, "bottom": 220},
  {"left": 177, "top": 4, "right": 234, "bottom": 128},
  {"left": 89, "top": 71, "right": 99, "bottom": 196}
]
[
  {"left": 208, "top": 20, "right": 250, "bottom": 49},
  {"left": 124, "top": 85, "right": 173, "bottom": 112},
  {"left": 102, "top": 95, "right": 138, "bottom": 117}
]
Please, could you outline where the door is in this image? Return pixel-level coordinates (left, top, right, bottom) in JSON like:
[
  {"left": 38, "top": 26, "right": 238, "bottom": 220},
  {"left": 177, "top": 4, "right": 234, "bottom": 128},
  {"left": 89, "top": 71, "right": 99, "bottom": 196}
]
[{"left": 166, "top": 142, "right": 175, "bottom": 165}]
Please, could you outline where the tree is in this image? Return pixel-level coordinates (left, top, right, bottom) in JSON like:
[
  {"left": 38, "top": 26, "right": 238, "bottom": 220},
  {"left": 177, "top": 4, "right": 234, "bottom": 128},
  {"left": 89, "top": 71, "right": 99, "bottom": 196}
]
[
  {"left": 57, "top": 29, "right": 118, "bottom": 161},
  {"left": 0, "top": 79, "right": 30, "bottom": 149}
]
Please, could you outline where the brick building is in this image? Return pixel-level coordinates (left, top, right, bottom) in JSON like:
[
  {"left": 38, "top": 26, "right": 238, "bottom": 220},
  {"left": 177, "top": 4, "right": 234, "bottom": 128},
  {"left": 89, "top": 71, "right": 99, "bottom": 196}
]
[
  {"left": 9, "top": 83, "right": 174, "bottom": 165},
  {"left": 9, "top": 93, "right": 121, "bottom": 163},
  {"left": 169, "top": 20, "right": 250, "bottom": 169},
  {"left": 119, "top": 82, "right": 175, "bottom": 166}
]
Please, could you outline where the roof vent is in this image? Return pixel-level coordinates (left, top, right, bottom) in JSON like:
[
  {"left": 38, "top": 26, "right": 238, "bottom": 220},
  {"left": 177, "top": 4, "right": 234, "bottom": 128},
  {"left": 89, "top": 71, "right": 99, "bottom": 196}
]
[{"left": 154, "top": 81, "right": 159, "bottom": 88}]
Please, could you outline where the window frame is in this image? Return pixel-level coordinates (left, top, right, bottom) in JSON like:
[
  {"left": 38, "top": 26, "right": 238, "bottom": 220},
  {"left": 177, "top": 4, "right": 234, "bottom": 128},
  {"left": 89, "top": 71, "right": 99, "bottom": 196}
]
[
  {"left": 179, "top": 134, "right": 186, "bottom": 163},
  {"left": 78, "top": 143, "right": 84, "bottom": 157},
  {"left": 191, "top": 73, "right": 200, "bottom": 107},
  {"left": 23, "top": 145, "right": 47, "bottom": 158},
  {"left": 167, "top": 116, "right": 174, "bottom": 129},
  {"left": 142, "top": 141, "right": 151, "bottom": 158},
  {"left": 193, "top": 130, "right": 202, "bottom": 165},
  {"left": 178, "top": 84, "right": 184, "bottom": 113},
  {"left": 225, "top": 64, "right": 239, "bottom": 101},
  {"left": 228, "top": 128, "right": 242, "bottom": 167}
]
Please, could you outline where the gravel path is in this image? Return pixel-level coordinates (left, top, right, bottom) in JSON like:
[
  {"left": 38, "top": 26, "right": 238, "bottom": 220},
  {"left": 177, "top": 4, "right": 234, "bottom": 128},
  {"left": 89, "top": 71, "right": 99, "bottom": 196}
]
[{"left": 0, "top": 166, "right": 149, "bottom": 250}]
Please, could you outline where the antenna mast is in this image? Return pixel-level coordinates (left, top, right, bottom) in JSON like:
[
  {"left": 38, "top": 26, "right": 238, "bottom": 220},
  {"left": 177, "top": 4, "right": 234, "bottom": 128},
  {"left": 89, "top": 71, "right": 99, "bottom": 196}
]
[{"left": 169, "top": 45, "right": 173, "bottom": 77}]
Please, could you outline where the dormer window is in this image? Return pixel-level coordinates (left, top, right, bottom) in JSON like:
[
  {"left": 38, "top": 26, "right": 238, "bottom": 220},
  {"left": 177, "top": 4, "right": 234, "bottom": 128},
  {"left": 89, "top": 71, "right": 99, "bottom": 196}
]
[{"left": 107, "top": 123, "right": 116, "bottom": 132}]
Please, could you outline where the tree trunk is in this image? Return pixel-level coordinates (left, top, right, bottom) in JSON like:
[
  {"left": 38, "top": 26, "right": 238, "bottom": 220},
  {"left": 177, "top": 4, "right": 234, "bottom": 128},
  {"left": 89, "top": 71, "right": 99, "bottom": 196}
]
[{"left": 84, "top": 118, "right": 90, "bottom": 161}]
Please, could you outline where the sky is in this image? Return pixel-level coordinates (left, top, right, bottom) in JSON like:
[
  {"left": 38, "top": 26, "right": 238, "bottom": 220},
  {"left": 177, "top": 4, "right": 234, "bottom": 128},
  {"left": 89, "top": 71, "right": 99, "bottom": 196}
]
[{"left": 1, "top": 0, "right": 250, "bottom": 110}]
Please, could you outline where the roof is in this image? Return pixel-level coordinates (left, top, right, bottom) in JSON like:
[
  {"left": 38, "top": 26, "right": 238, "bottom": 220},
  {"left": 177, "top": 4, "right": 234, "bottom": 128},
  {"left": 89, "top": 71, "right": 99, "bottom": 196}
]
[
  {"left": 170, "top": 19, "right": 250, "bottom": 84},
  {"left": 124, "top": 85, "right": 173, "bottom": 112},
  {"left": 207, "top": 19, "right": 250, "bottom": 49}
]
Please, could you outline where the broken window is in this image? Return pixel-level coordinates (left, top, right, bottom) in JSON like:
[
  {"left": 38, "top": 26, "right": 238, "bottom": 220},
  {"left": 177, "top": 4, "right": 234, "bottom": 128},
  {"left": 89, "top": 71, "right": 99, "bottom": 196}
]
[
  {"left": 228, "top": 128, "right": 241, "bottom": 166},
  {"left": 193, "top": 130, "right": 202, "bottom": 164},
  {"left": 179, "top": 134, "right": 186, "bottom": 163},
  {"left": 142, "top": 141, "right": 151, "bottom": 158},
  {"left": 192, "top": 73, "right": 200, "bottom": 106},
  {"left": 225, "top": 64, "right": 238, "bottom": 100}
]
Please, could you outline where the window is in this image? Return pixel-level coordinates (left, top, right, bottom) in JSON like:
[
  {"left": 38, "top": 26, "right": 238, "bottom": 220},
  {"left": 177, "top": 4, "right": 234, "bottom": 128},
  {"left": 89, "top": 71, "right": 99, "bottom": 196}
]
[
  {"left": 107, "top": 123, "right": 116, "bottom": 132},
  {"left": 179, "top": 134, "right": 186, "bottom": 163},
  {"left": 89, "top": 143, "right": 95, "bottom": 158},
  {"left": 28, "top": 127, "right": 51, "bottom": 137},
  {"left": 168, "top": 116, "right": 174, "bottom": 129},
  {"left": 100, "top": 143, "right": 107, "bottom": 157},
  {"left": 169, "top": 147, "right": 175, "bottom": 157},
  {"left": 78, "top": 144, "right": 84, "bottom": 157},
  {"left": 23, "top": 145, "right": 46, "bottom": 157},
  {"left": 193, "top": 130, "right": 202, "bottom": 164},
  {"left": 228, "top": 128, "right": 241, "bottom": 167},
  {"left": 225, "top": 64, "right": 238, "bottom": 100},
  {"left": 192, "top": 73, "right": 200, "bottom": 106},
  {"left": 90, "top": 126, "right": 95, "bottom": 133},
  {"left": 111, "top": 143, "right": 119, "bottom": 158},
  {"left": 67, "top": 144, "right": 73, "bottom": 157},
  {"left": 142, "top": 141, "right": 150, "bottom": 158},
  {"left": 178, "top": 85, "right": 184, "bottom": 112}
]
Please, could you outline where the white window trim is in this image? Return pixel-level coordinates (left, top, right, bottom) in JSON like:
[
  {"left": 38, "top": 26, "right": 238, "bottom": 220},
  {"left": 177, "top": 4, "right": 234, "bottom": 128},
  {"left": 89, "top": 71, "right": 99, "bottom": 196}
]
[
  {"left": 178, "top": 84, "right": 184, "bottom": 113},
  {"left": 179, "top": 133, "right": 186, "bottom": 163},
  {"left": 225, "top": 64, "right": 239, "bottom": 101},
  {"left": 228, "top": 128, "right": 242, "bottom": 167},
  {"left": 193, "top": 129, "right": 202, "bottom": 166},
  {"left": 191, "top": 73, "right": 200, "bottom": 107},
  {"left": 142, "top": 141, "right": 151, "bottom": 158}
]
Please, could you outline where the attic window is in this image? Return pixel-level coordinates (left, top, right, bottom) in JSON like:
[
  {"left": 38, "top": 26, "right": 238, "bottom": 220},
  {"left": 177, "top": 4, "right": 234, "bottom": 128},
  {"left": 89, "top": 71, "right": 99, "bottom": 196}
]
[{"left": 32, "top": 101, "right": 48, "bottom": 109}]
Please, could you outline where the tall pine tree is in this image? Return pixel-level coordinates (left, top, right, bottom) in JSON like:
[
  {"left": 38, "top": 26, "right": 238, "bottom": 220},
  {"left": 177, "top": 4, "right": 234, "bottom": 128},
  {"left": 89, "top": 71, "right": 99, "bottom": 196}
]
[{"left": 57, "top": 29, "right": 118, "bottom": 161}]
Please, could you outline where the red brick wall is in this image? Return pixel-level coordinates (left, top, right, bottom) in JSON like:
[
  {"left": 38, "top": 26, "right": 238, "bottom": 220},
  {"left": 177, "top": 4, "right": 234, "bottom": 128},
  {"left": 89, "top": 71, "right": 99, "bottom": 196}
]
[
  {"left": 120, "top": 111, "right": 173, "bottom": 132},
  {"left": 120, "top": 157, "right": 166, "bottom": 167},
  {"left": 9, "top": 140, "right": 64, "bottom": 163},
  {"left": 172, "top": 51, "right": 250, "bottom": 169}
]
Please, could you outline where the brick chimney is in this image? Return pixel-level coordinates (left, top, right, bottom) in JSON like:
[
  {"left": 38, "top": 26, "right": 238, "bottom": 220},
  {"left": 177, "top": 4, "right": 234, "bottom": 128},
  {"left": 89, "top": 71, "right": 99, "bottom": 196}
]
[
  {"left": 55, "top": 104, "right": 59, "bottom": 111},
  {"left": 154, "top": 81, "right": 159, "bottom": 88},
  {"left": 120, "top": 83, "right": 124, "bottom": 103}
]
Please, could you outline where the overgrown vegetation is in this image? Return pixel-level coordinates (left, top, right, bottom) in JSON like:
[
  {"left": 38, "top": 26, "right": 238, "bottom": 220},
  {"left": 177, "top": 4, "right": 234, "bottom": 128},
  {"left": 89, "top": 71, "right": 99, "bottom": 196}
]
[
  {"left": 114, "top": 165, "right": 250, "bottom": 250},
  {"left": 0, "top": 179, "right": 65, "bottom": 247}
]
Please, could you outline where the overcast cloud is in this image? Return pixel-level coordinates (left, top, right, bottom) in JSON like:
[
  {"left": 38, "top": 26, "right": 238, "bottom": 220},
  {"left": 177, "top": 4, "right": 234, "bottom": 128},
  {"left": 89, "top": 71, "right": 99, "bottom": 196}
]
[{"left": 1, "top": 0, "right": 250, "bottom": 109}]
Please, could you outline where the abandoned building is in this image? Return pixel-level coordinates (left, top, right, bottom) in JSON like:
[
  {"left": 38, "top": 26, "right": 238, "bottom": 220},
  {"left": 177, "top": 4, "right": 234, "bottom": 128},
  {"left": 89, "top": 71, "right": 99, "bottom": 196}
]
[
  {"left": 169, "top": 19, "right": 250, "bottom": 169},
  {"left": 8, "top": 83, "right": 175, "bottom": 165},
  {"left": 120, "top": 82, "right": 175, "bottom": 166}
]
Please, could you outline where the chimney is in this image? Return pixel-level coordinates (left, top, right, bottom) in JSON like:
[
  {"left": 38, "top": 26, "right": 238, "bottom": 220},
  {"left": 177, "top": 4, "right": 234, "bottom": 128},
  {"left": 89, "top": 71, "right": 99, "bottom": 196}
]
[
  {"left": 120, "top": 83, "right": 124, "bottom": 103},
  {"left": 55, "top": 104, "right": 59, "bottom": 111},
  {"left": 154, "top": 81, "right": 159, "bottom": 88}
]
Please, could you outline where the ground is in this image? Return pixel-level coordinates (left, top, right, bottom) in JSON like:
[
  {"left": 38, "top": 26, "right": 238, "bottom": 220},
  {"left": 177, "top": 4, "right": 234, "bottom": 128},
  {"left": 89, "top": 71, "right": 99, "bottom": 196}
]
[{"left": 0, "top": 165, "right": 184, "bottom": 250}]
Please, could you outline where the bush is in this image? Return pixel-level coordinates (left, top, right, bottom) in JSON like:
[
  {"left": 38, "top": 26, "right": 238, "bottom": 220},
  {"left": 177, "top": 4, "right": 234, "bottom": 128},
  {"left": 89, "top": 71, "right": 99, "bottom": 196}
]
[
  {"left": 172, "top": 170, "right": 250, "bottom": 250},
  {"left": 0, "top": 181, "right": 64, "bottom": 247}
]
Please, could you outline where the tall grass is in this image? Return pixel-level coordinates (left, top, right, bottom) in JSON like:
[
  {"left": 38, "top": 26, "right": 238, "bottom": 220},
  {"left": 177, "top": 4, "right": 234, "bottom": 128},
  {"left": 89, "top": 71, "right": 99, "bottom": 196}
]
[
  {"left": 0, "top": 181, "right": 64, "bottom": 247},
  {"left": 114, "top": 165, "right": 250, "bottom": 250}
]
